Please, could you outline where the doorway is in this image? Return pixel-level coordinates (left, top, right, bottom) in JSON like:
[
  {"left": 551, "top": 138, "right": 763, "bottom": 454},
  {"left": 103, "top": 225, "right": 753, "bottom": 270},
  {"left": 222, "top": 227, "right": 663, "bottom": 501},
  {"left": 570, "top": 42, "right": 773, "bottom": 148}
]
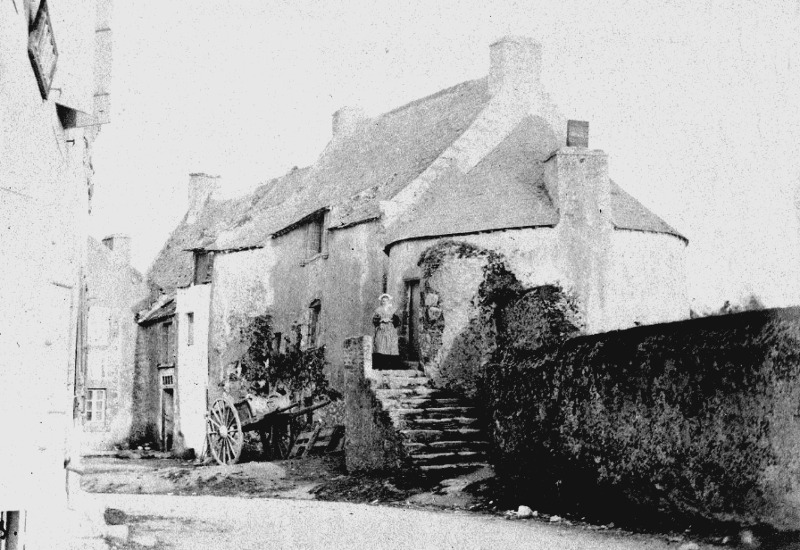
[
  {"left": 405, "top": 279, "right": 421, "bottom": 361},
  {"left": 161, "top": 388, "right": 174, "bottom": 452},
  {"left": 159, "top": 368, "right": 175, "bottom": 452}
]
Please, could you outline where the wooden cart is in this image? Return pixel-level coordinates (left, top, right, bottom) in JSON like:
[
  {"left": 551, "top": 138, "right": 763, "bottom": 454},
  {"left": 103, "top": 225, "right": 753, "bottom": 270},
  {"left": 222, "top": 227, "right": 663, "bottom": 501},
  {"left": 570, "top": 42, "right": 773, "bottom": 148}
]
[{"left": 205, "top": 394, "right": 331, "bottom": 465}]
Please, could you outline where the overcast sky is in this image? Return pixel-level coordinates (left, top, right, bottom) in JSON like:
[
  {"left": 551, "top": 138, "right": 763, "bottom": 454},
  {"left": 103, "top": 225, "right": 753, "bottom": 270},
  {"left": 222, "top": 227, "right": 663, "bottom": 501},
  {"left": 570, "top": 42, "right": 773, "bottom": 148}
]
[{"left": 89, "top": 0, "right": 800, "bottom": 313}]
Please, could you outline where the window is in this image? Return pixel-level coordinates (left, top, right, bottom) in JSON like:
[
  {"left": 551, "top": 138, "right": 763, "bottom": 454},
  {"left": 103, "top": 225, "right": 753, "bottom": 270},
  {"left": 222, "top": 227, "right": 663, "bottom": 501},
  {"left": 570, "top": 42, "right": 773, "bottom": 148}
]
[
  {"left": 86, "top": 389, "right": 106, "bottom": 423},
  {"left": 193, "top": 251, "right": 214, "bottom": 285},
  {"left": 160, "top": 321, "right": 175, "bottom": 365},
  {"left": 186, "top": 312, "right": 195, "bottom": 346},
  {"left": 307, "top": 301, "right": 321, "bottom": 348},
  {"left": 303, "top": 213, "right": 327, "bottom": 261}
]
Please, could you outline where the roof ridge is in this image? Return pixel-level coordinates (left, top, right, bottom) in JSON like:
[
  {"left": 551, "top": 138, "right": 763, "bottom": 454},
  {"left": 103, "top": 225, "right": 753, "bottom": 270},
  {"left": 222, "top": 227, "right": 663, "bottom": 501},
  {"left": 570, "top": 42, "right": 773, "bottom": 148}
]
[{"left": 382, "top": 77, "right": 487, "bottom": 118}]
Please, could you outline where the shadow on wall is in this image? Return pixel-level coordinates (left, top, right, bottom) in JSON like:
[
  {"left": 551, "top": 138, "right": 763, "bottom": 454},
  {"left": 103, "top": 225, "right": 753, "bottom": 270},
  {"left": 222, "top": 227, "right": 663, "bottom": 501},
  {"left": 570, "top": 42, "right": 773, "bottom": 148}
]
[{"left": 416, "top": 240, "right": 580, "bottom": 401}]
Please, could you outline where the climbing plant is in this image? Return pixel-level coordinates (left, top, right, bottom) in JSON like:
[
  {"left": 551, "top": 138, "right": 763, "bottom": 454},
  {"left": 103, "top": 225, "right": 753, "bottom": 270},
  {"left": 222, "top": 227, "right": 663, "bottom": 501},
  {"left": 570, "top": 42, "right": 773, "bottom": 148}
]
[{"left": 239, "top": 314, "right": 331, "bottom": 399}]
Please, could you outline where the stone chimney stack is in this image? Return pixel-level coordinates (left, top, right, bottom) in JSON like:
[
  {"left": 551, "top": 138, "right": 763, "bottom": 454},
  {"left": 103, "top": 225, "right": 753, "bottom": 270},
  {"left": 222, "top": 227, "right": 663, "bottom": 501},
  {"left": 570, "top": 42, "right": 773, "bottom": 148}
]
[
  {"left": 544, "top": 138, "right": 612, "bottom": 334},
  {"left": 332, "top": 106, "right": 367, "bottom": 138},
  {"left": 187, "top": 173, "right": 220, "bottom": 223},
  {"left": 488, "top": 36, "right": 542, "bottom": 97},
  {"left": 102, "top": 233, "right": 131, "bottom": 264}
]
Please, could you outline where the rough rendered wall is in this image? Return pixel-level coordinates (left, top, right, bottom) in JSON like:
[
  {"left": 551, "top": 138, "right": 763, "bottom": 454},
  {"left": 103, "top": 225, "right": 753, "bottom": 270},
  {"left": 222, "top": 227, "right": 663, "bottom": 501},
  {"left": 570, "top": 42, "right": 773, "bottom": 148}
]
[
  {"left": 343, "top": 336, "right": 406, "bottom": 472},
  {"left": 209, "top": 222, "right": 383, "bottom": 403},
  {"left": 175, "top": 284, "right": 211, "bottom": 453},
  {"left": 83, "top": 241, "right": 149, "bottom": 450},
  {"left": 129, "top": 325, "right": 160, "bottom": 446},
  {"left": 489, "top": 307, "right": 800, "bottom": 530},
  {"left": 387, "top": 230, "right": 558, "bottom": 396},
  {"left": 605, "top": 229, "right": 688, "bottom": 329}
]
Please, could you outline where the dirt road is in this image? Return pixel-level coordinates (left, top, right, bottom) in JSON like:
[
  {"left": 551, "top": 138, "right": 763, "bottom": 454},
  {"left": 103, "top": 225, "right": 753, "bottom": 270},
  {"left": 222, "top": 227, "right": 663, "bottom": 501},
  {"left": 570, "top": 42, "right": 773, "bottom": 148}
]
[{"left": 97, "top": 492, "right": 677, "bottom": 550}]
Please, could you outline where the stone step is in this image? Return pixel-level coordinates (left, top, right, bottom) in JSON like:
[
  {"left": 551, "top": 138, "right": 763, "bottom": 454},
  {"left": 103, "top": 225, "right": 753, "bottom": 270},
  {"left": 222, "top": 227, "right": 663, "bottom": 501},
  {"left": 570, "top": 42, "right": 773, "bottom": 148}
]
[
  {"left": 409, "top": 451, "right": 486, "bottom": 466},
  {"left": 375, "top": 387, "right": 451, "bottom": 400},
  {"left": 401, "top": 416, "right": 482, "bottom": 430},
  {"left": 373, "top": 376, "right": 431, "bottom": 390},
  {"left": 393, "top": 397, "right": 463, "bottom": 408},
  {"left": 418, "top": 462, "right": 487, "bottom": 473},
  {"left": 391, "top": 406, "right": 477, "bottom": 419},
  {"left": 403, "top": 440, "right": 490, "bottom": 454},
  {"left": 400, "top": 428, "right": 484, "bottom": 443},
  {"left": 369, "top": 368, "right": 425, "bottom": 378}
]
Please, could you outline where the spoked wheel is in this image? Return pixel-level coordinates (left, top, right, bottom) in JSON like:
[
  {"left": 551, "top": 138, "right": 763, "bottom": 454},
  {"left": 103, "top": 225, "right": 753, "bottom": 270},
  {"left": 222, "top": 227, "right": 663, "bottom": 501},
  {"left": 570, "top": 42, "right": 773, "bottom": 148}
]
[
  {"left": 268, "top": 417, "right": 294, "bottom": 460},
  {"left": 206, "top": 397, "right": 244, "bottom": 465}
]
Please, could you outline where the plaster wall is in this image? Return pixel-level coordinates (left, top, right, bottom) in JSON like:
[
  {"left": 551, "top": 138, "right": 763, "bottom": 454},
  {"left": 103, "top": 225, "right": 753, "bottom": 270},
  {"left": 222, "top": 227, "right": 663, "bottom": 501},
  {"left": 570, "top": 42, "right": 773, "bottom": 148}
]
[
  {"left": 83, "top": 243, "right": 149, "bottom": 450},
  {"left": 387, "top": 229, "right": 559, "bottom": 389},
  {"left": 605, "top": 230, "right": 689, "bottom": 329},
  {"left": 208, "top": 222, "right": 384, "bottom": 401},
  {"left": 175, "top": 284, "right": 212, "bottom": 454},
  {"left": 0, "top": 0, "right": 109, "bottom": 545}
]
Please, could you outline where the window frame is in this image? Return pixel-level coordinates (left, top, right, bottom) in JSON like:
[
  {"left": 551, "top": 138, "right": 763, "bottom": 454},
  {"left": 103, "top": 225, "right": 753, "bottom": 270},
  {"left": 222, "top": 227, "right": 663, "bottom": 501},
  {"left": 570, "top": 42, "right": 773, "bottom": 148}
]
[
  {"left": 307, "top": 300, "right": 321, "bottom": 349},
  {"left": 193, "top": 250, "right": 215, "bottom": 285},
  {"left": 186, "top": 312, "right": 195, "bottom": 347},
  {"left": 86, "top": 388, "right": 106, "bottom": 423},
  {"left": 302, "top": 212, "right": 328, "bottom": 265}
]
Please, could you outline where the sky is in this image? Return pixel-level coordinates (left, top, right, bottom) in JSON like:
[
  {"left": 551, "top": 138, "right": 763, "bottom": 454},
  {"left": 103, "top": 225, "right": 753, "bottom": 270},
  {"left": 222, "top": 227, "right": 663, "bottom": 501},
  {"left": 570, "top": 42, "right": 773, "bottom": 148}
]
[{"left": 89, "top": 0, "right": 800, "bottom": 313}]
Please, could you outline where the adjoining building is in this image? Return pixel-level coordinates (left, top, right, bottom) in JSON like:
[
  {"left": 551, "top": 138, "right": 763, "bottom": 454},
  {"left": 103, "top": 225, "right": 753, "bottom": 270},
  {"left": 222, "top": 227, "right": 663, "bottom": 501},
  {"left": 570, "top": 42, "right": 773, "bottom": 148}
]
[
  {"left": 83, "top": 235, "right": 150, "bottom": 452},
  {"left": 0, "top": 0, "right": 114, "bottom": 547},
  {"left": 138, "top": 37, "right": 688, "bottom": 470}
]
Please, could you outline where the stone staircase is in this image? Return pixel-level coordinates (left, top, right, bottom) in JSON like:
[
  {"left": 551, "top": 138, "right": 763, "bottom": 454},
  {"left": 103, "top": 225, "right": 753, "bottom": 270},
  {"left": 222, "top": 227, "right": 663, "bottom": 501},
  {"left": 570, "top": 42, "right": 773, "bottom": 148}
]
[{"left": 368, "top": 366, "right": 490, "bottom": 477}]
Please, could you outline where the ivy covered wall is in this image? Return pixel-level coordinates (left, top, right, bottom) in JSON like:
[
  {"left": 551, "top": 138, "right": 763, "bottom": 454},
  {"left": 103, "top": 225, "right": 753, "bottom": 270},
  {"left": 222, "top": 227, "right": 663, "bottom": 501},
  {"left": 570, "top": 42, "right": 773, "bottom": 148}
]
[{"left": 489, "top": 306, "right": 800, "bottom": 530}]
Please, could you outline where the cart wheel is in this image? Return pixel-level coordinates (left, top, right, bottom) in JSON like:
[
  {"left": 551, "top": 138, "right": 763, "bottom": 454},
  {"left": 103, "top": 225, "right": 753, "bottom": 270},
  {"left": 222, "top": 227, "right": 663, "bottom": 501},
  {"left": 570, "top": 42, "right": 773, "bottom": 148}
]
[
  {"left": 206, "top": 397, "right": 244, "bottom": 465},
  {"left": 268, "top": 418, "right": 295, "bottom": 460}
]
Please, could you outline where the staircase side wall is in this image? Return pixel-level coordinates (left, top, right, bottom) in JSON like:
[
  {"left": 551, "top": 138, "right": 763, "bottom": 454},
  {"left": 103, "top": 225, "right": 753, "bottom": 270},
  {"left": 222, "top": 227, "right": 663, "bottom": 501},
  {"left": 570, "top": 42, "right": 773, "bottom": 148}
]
[{"left": 343, "top": 336, "right": 407, "bottom": 472}]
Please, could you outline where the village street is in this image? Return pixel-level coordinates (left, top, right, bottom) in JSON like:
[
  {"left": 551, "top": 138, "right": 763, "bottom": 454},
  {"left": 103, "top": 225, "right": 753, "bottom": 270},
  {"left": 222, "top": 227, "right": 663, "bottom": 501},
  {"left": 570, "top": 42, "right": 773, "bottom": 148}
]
[{"left": 97, "top": 492, "right": 677, "bottom": 550}]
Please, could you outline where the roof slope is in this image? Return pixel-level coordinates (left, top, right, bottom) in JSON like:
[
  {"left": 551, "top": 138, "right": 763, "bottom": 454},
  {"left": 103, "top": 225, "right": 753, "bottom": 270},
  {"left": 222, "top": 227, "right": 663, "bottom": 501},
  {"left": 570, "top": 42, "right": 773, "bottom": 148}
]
[
  {"left": 384, "top": 115, "right": 686, "bottom": 248},
  {"left": 209, "top": 78, "right": 491, "bottom": 250}
]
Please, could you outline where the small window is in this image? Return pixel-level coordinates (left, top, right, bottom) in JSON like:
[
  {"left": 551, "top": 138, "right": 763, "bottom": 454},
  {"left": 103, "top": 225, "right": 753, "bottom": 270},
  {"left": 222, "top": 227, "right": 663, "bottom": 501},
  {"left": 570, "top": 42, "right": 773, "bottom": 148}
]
[
  {"left": 186, "top": 312, "right": 194, "bottom": 346},
  {"left": 86, "top": 389, "right": 106, "bottom": 423},
  {"left": 305, "top": 214, "right": 325, "bottom": 259},
  {"left": 307, "top": 301, "right": 321, "bottom": 348},
  {"left": 193, "top": 251, "right": 214, "bottom": 285},
  {"left": 160, "top": 321, "right": 175, "bottom": 365}
]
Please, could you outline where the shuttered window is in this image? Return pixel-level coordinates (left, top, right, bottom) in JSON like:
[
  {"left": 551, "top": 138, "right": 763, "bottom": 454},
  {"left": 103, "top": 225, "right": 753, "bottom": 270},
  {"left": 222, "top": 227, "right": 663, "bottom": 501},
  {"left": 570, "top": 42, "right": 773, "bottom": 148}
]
[{"left": 194, "top": 251, "right": 214, "bottom": 285}]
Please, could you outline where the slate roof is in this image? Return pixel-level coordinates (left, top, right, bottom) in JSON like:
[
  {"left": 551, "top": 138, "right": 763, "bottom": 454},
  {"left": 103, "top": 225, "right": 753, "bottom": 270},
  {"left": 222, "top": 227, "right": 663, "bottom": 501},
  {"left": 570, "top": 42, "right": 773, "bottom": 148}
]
[{"left": 137, "top": 292, "right": 176, "bottom": 324}]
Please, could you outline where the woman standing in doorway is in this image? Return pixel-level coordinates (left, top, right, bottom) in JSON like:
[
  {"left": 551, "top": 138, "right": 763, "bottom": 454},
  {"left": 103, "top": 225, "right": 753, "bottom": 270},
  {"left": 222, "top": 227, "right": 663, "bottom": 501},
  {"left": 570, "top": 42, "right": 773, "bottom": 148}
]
[{"left": 372, "top": 294, "right": 400, "bottom": 370}]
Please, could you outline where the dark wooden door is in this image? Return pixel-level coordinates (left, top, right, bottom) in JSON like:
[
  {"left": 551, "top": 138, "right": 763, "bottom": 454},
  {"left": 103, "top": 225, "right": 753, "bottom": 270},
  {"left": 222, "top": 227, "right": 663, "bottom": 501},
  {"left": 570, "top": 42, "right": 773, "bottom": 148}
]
[
  {"left": 406, "top": 280, "right": 421, "bottom": 361},
  {"left": 161, "top": 389, "right": 174, "bottom": 451}
]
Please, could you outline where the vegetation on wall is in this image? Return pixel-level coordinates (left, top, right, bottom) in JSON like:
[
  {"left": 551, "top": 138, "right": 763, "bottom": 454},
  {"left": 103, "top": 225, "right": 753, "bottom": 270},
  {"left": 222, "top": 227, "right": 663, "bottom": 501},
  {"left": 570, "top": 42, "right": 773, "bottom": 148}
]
[
  {"left": 238, "top": 314, "right": 331, "bottom": 399},
  {"left": 488, "top": 306, "right": 800, "bottom": 530},
  {"left": 416, "top": 240, "right": 526, "bottom": 399}
]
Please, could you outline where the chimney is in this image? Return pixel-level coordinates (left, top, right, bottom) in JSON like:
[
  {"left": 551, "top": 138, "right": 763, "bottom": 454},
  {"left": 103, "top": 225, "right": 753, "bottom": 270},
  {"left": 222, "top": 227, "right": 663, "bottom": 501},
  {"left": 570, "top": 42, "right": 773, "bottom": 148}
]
[
  {"left": 187, "top": 173, "right": 220, "bottom": 223},
  {"left": 544, "top": 123, "right": 612, "bottom": 333},
  {"left": 488, "top": 36, "right": 542, "bottom": 97},
  {"left": 331, "top": 106, "right": 367, "bottom": 138},
  {"left": 102, "top": 234, "right": 131, "bottom": 264}
]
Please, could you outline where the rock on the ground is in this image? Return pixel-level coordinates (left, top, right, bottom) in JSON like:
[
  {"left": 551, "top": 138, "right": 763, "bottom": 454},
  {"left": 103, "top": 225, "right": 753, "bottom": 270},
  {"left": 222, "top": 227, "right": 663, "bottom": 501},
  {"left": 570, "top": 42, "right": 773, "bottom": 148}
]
[
  {"left": 740, "top": 529, "right": 757, "bottom": 547},
  {"left": 678, "top": 543, "right": 699, "bottom": 550},
  {"left": 130, "top": 533, "right": 159, "bottom": 548},
  {"left": 517, "top": 505, "right": 534, "bottom": 518},
  {"left": 549, "top": 515, "right": 562, "bottom": 523},
  {"left": 104, "top": 508, "right": 127, "bottom": 525}
]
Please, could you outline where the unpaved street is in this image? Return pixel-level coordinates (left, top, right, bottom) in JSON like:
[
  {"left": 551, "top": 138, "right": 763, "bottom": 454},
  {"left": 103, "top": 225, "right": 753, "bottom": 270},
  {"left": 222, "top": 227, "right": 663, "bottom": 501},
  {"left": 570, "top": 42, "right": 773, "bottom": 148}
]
[{"left": 98, "top": 492, "right": 676, "bottom": 550}]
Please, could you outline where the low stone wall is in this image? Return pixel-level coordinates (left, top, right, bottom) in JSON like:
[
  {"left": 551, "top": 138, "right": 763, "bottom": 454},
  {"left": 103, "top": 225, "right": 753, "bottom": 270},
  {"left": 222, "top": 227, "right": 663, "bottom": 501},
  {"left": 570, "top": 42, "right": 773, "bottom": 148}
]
[
  {"left": 489, "top": 306, "right": 800, "bottom": 530},
  {"left": 343, "top": 336, "right": 406, "bottom": 472}
]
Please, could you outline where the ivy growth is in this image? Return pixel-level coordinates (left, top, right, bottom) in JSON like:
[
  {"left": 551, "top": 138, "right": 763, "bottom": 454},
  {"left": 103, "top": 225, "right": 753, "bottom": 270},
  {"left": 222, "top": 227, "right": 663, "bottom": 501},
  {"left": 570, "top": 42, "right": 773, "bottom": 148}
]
[{"left": 239, "top": 314, "right": 331, "bottom": 399}]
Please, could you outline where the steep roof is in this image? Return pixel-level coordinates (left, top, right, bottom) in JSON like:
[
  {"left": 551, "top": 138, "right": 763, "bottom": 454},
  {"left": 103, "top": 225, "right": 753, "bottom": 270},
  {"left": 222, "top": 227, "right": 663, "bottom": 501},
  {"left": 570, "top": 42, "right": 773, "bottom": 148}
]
[
  {"left": 383, "top": 115, "right": 686, "bottom": 248},
  {"left": 147, "top": 73, "right": 685, "bottom": 292},
  {"left": 208, "top": 78, "right": 491, "bottom": 251}
]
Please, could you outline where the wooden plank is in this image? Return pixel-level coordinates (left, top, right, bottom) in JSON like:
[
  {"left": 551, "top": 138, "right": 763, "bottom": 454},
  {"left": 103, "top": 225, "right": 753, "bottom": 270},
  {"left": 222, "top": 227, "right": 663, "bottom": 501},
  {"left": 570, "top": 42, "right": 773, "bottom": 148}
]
[{"left": 288, "top": 425, "right": 321, "bottom": 459}]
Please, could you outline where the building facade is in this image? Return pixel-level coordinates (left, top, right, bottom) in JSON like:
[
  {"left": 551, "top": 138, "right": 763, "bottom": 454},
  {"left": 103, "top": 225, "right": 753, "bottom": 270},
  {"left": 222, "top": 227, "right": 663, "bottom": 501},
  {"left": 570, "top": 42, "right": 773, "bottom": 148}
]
[
  {"left": 83, "top": 235, "right": 149, "bottom": 451},
  {"left": 139, "top": 37, "right": 688, "bottom": 462},
  {"left": 0, "top": 0, "right": 113, "bottom": 547}
]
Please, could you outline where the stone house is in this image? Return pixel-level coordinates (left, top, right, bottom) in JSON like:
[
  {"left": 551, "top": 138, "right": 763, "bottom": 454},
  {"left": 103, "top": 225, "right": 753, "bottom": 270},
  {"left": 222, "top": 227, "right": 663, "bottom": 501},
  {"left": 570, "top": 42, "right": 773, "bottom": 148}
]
[
  {"left": 82, "top": 235, "right": 149, "bottom": 452},
  {"left": 139, "top": 37, "right": 688, "bottom": 470},
  {"left": 0, "top": 0, "right": 114, "bottom": 546}
]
